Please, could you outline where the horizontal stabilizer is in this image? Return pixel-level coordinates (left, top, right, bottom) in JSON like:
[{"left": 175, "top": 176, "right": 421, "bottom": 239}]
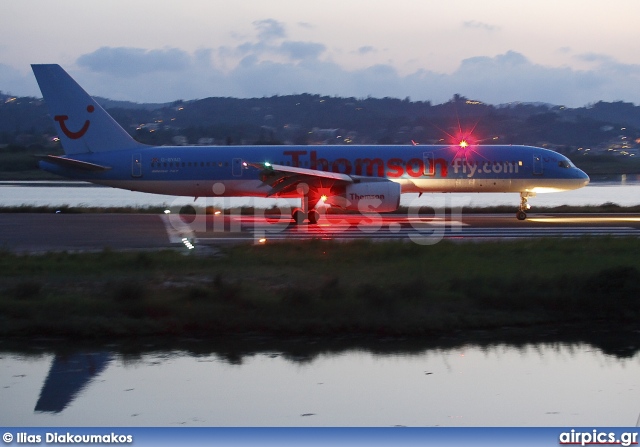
[{"left": 35, "top": 155, "right": 112, "bottom": 172}]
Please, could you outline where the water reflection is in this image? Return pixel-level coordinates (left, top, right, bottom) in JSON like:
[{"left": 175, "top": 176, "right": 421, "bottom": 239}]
[
  {"left": 35, "top": 352, "right": 112, "bottom": 413},
  {"left": 1, "top": 326, "right": 638, "bottom": 426}
]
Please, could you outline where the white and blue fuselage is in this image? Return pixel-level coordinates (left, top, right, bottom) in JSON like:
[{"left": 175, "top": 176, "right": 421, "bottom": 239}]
[
  {"left": 40, "top": 144, "right": 588, "bottom": 196},
  {"left": 32, "top": 64, "right": 589, "bottom": 222}
]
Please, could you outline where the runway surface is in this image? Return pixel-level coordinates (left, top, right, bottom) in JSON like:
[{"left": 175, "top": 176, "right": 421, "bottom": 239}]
[{"left": 2, "top": 212, "right": 640, "bottom": 253}]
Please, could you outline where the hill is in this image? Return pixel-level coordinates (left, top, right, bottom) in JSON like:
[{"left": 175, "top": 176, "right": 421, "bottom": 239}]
[{"left": 2, "top": 92, "right": 640, "bottom": 176}]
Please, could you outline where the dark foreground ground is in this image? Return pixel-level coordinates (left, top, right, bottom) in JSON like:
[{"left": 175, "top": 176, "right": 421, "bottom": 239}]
[{"left": 0, "top": 238, "right": 639, "bottom": 340}]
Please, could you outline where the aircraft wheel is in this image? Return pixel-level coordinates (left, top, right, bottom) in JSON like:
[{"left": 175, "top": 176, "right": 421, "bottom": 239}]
[
  {"left": 292, "top": 209, "right": 307, "bottom": 225},
  {"left": 308, "top": 209, "right": 320, "bottom": 225},
  {"left": 516, "top": 211, "right": 527, "bottom": 221}
]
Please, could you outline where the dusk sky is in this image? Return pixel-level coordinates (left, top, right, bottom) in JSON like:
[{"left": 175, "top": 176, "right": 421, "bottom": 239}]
[{"left": 3, "top": 0, "right": 640, "bottom": 106}]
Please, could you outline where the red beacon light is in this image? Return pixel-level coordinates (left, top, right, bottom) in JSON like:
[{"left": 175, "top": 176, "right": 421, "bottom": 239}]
[{"left": 459, "top": 140, "right": 469, "bottom": 149}]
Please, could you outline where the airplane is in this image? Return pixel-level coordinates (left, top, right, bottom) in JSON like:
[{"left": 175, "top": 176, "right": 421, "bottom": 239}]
[{"left": 31, "top": 64, "right": 589, "bottom": 223}]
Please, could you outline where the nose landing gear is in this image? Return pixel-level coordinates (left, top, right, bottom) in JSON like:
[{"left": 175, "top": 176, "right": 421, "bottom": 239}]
[{"left": 517, "top": 192, "right": 535, "bottom": 220}]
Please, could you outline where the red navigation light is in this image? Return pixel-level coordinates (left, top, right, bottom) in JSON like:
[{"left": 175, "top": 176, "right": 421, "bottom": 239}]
[
  {"left": 439, "top": 127, "right": 478, "bottom": 151},
  {"left": 308, "top": 185, "right": 335, "bottom": 210}
]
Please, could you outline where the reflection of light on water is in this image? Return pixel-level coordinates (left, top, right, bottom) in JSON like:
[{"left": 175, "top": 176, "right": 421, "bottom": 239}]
[{"left": 529, "top": 216, "right": 640, "bottom": 224}]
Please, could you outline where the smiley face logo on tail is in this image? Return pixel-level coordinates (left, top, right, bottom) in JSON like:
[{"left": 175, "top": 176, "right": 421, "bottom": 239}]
[{"left": 54, "top": 105, "right": 94, "bottom": 139}]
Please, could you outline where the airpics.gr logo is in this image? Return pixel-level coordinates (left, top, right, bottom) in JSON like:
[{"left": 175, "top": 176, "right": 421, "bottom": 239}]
[{"left": 54, "top": 104, "right": 94, "bottom": 139}]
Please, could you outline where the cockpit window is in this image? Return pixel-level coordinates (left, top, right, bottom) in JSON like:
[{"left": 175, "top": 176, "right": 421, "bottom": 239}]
[{"left": 558, "top": 160, "right": 571, "bottom": 168}]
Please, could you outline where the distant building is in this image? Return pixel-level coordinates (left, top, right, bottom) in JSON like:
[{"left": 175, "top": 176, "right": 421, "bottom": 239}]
[
  {"left": 197, "top": 137, "right": 216, "bottom": 145},
  {"left": 172, "top": 136, "right": 188, "bottom": 146}
]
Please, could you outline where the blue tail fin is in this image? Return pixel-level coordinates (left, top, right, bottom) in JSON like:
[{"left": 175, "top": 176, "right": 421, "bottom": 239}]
[{"left": 31, "top": 64, "right": 145, "bottom": 155}]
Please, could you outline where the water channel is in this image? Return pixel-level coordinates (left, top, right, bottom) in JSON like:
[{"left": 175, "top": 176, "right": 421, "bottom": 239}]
[{"left": 1, "top": 331, "right": 639, "bottom": 427}]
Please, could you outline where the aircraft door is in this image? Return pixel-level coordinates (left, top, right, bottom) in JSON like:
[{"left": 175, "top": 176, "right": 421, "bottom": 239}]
[
  {"left": 232, "top": 158, "right": 243, "bottom": 177},
  {"left": 423, "top": 152, "right": 435, "bottom": 176},
  {"left": 533, "top": 153, "right": 543, "bottom": 175},
  {"left": 132, "top": 153, "right": 142, "bottom": 178}
]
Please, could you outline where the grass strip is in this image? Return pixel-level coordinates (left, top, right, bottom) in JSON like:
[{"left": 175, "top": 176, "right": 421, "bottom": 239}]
[{"left": 1, "top": 238, "right": 639, "bottom": 339}]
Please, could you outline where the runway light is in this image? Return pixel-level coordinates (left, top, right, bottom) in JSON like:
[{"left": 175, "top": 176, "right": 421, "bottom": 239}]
[
  {"left": 529, "top": 216, "right": 640, "bottom": 224},
  {"left": 164, "top": 209, "right": 171, "bottom": 214},
  {"left": 214, "top": 210, "right": 222, "bottom": 215},
  {"left": 182, "top": 237, "right": 195, "bottom": 250}
]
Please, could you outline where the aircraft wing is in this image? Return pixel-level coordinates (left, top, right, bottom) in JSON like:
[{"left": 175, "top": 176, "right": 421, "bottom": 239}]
[{"left": 245, "top": 161, "right": 354, "bottom": 197}]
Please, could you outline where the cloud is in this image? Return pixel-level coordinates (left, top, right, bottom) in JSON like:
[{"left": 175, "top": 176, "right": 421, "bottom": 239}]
[
  {"left": 574, "top": 52, "right": 640, "bottom": 75},
  {"left": 355, "top": 46, "right": 377, "bottom": 55},
  {"left": 442, "top": 51, "right": 606, "bottom": 105},
  {"left": 0, "top": 63, "right": 39, "bottom": 96},
  {"left": 462, "top": 20, "right": 500, "bottom": 32},
  {"left": 69, "top": 48, "right": 640, "bottom": 105},
  {"left": 460, "top": 50, "right": 528, "bottom": 68},
  {"left": 576, "top": 53, "right": 612, "bottom": 64},
  {"left": 252, "top": 19, "right": 287, "bottom": 41},
  {"left": 8, "top": 36, "right": 640, "bottom": 107},
  {"left": 278, "top": 41, "right": 326, "bottom": 60},
  {"left": 77, "top": 47, "right": 192, "bottom": 76}
]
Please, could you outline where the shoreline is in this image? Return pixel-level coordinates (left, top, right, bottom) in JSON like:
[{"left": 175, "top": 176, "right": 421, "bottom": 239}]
[{"left": 1, "top": 321, "right": 639, "bottom": 360}]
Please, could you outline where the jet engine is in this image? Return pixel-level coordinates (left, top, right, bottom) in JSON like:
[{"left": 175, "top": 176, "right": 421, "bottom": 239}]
[{"left": 325, "top": 181, "right": 401, "bottom": 212}]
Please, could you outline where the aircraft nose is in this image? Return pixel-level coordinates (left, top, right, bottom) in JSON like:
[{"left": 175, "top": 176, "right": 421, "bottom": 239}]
[
  {"left": 578, "top": 168, "right": 590, "bottom": 186},
  {"left": 561, "top": 165, "right": 590, "bottom": 190}
]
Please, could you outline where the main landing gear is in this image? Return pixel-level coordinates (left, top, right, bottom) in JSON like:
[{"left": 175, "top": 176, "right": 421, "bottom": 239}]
[
  {"left": 516, "top": 192, "right": 535, "bottom": 220},
  {"left": 292, "top": 208, "right": 320, "bottom": 225},
  {"left": 291, "top": 187, "right": 321, "bottom": 225}
]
